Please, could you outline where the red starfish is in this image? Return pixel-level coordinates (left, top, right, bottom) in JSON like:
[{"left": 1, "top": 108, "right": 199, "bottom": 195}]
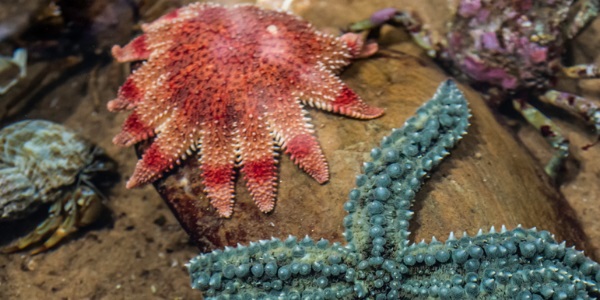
[{"left": 109, "top": 3, "right": 383, "bottom": 217}]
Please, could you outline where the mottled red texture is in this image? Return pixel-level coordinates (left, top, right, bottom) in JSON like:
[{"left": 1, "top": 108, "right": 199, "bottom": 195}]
[{"left": 109, "top": 3, "right": 383, "bottom": 217}]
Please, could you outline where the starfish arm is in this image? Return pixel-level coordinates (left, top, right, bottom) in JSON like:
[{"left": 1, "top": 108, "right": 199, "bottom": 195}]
[
  {"left": 198, "top": 119, "right": 237, "bottom": 217},
  {"left": 111, "top": 61, "right": 193, "bottom": 146},
  {"left": 338, "top": 32, "right": 379, "bottom": 59},
  {"left": 399, "top": 227, "right": 600, "bottom": 298},
  {"left": 343, "top": 80, "right": 470, "bottom": 261},
  {"left": 107, "top": 76, "right": 145, "bottom": 112},
  {"left": 111, "top": 34, "right": 150, "bottom": 63},
  {"left": 188, "top": 236, "right": 360, "bottom": 299},
  {"left": 237, "top": 110, "right": 278, "bottom": 213},
  {"left": 316, "top": 32, "right": 376, "bottom": 70},
  {"left": 108, "top": 60, "right": 175, "bottom": 114},
  {"left": 112, "top": 111, "right": 155, "bottom": 146},
  {"left": 126, "top": 113, "right": 197, "bottom": 188},
  {"left": 299, "top": 70, "right": 384, "bottom": 119},
  {"left": 309, "top": 29, "right": 353, "bottom": 71},
  {"left": 267, "top": 100, "right": 329, "bottom": 183}
]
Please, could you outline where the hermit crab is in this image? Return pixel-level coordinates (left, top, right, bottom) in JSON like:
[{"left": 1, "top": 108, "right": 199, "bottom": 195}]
[
  {"left": 350, "top": 0, "right": 600, "bottom": 177},
  {"left": 0, "top": 120, "right": 114, "bottom": 254}
]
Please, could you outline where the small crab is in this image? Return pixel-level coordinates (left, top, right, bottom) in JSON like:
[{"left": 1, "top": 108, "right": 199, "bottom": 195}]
[
  {"left": 350, "top": 0, "right": 600, "bottom": 177},
  {"left": 0, "top": 120, "right": 114, "bottom": 254}
]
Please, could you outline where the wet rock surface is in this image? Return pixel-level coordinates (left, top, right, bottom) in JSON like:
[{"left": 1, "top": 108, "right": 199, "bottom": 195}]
[
  {"left": 155, "top": 40, "right": 590, "bottom": 255},
  {"left": 0, "top": 0, "right": 50, "bottom": 42}
]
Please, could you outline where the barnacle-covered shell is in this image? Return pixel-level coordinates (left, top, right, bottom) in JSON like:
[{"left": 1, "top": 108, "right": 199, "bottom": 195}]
[
  {"left": 443, "top": 0, "right": 576, "bottom": 91},
  {"left": 0, "top": 120, "right": 100, "bottom": 220}
]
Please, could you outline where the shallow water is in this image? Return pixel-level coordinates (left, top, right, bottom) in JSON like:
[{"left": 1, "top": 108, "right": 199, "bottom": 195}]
[{"left": 1, "top": 0, "right": 600, "bottom": 299}]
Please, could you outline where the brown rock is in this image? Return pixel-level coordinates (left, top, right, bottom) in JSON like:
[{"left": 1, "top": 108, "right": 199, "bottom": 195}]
[
  {"left": 153, "top": 39, "right": 591, "bottom": 255},
  {"left": 0, "top": 0, "right": 51, "bottom": 41}
]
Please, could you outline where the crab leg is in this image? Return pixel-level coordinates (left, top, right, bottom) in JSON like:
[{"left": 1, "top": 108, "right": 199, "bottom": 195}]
[
  {"left": 2, "top": 187, "right": 103, "bottom": 254},
  {"left": 539, "top": 90, "right": 600, "bottom": 132},
  {"left": 512, "top": 99, "right": 569, "bottom": 178},
  {"left": 29, "top": 187, "right": 103, "bottom": 255},
  {"left": 561, "top": 64, "right": 600, "bottom": 79},
  {"left": 564, "top": 0, "right": 599, "bottom": 39},
  {"left": 347, "top": 9, "right": 435, "bottom": 53},
  {"left": 2, "top": 200, "right": 64, "bottom": 254},
  {"left": 29, "top": 206, "right": 77, "bottom": 255}
]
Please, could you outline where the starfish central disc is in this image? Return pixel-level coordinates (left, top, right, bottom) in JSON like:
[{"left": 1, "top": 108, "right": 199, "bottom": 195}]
[{"left": 108, "top": 3, "right": 384, "bottom": 217}]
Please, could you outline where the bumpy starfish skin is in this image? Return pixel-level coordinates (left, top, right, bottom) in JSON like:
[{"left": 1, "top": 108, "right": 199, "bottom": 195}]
[
  {"left": 108, "top": 3, "right": 383, "bottom": 217},
  {"left": 187, "top": 81, "right": 600, "bottom": 299}
]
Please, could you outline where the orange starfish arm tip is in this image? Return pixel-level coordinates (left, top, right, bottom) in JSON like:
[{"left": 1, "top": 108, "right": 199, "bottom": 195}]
[
  {"left": 112, "top": 112, "right": 154, "bottom": 146},
  {"left": 126, "top": 144, "right": 172, "bottom": 189},
  {"left": 340, "top": 32, "right": 379, "bottom": 58},
  {"left": 332, "top": 86, "right": 385, "bottom": 119},
  {"left": 202, "top": 164, "right": 236, "bottom": 218},
  {"left": 107, "top": 78, "right": 143, "bottom": 112},
  {"left": 285, "top": 133, "right": 329, "bottom": 183},
  {"left": 111, "top": 34, "right": 150, "bottom": 63},
  {"left": 242, "top": 157, "right": 278, "bottom": 213}
]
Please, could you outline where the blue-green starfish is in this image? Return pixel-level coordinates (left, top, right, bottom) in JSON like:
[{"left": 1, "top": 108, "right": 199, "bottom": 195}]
[{"left": 187, "top": 80, "right": 600, "bottom": 299}]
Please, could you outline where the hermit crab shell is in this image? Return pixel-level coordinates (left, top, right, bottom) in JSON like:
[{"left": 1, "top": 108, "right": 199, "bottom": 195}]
[{"left": 0, "top": 120, "right": 99, "bottom": 220}]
